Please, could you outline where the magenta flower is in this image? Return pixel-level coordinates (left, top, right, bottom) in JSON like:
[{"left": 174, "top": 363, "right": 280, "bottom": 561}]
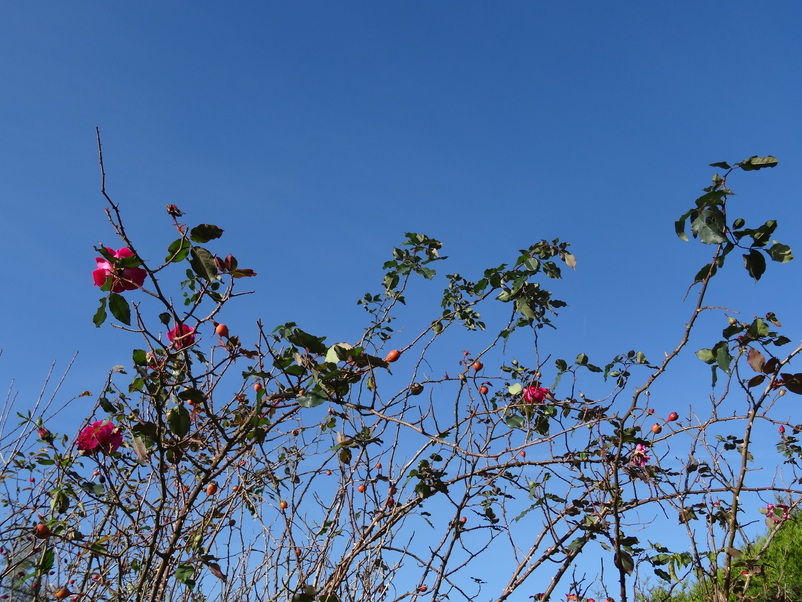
[
  {"left": 92, "top": 247, "right": 146, "bottom": 293},
  {"left": 631, "top": 443, "right": 650, "bottom": 467},
  {"left": 77, "top": 421, "right": 123, "bottom": 455},
  {"left": 523, "top": 386, "right": 550, "bottom": 404},
  {"left": 167, "top": 324, "right": 196, "bottom": 350},
  {"left": 766, "top": 503, "right": 791, "bottom": 524}
]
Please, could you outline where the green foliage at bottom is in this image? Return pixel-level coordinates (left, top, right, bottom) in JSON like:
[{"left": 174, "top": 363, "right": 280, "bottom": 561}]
[{"left": 640, "top": 511, "right": 802, "bottom": 602}]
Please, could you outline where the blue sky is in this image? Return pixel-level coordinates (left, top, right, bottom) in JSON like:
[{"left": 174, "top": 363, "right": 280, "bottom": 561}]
[
  {"left": 3, "top": 3, "right": 799, "bottom": 387},
  {"left": 1, "top": 2, "right": 801, "bottom": 598}
]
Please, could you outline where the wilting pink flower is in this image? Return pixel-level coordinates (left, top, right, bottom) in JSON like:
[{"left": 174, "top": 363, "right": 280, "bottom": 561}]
[
  {"left": 766, "top": 503, "right": 791, "bottom": 524},
  {"left": 630, "top": 443, "right": 650, "bottom": 467},
  {"left": 77, "top": 421, "right": 123, "bottom": 454},
  {"left": 92, "top": 248, "right": 146, "bottom": 293},
  {"left": 167, "top": 324, "right": 196, "bottom": 350},
  {"left": 37, "top": 427, "right": 55, "bottom": 444},
  {"left": 523, "top": 386, "right": 550, "bottom": 404}
]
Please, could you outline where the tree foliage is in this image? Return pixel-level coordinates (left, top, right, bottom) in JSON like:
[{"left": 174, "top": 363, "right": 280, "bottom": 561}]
[{"left": 640, "top": 506, "right": 802, "bottom": 602}]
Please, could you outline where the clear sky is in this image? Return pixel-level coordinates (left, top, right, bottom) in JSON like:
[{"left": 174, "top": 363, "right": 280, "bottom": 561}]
[{"left": 1, "top": 2, "right": 801, "bottom": 597}]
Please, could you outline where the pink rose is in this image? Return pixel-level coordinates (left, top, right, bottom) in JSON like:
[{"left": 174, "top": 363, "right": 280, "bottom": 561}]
[
  {"left": 77, "top": 421, "right": 123, "bottom": 454},
  {"left": 167, "top": 324, "right": 196, "bottom": 350},
  {"left": 523, "top": 386, "right": 550, "bottom": 404},
  {"left": 631, "top": 443, "right": 650, "bottom": 467},
  {"left": 92, "top": 247, "right": 146, "bottom": 293}
]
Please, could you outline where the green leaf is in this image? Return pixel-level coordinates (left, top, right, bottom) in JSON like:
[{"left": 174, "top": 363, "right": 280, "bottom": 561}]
[
  {"left": 693, "top": 262, "right": 717, "bottom": 283},
  {"left": 93, "top": 297, "right": 108, "bottom": 328},
  {"left": 108, "top": 293, "right": 131, "bottom": 325},
  {"left": 168, "top": 404, "right": 191, "bottom": 438},
  {"left": 37, "top": 548, "right": 55, "bottom": 573},
  {"left": 694, "top": 190, "right": 728, "bottom": 208},
  {"left": 709, "top": 161, "right": 731, "bottom": 169},
  {"left": 292, "top": 585, "right": 318, "bottom": 602},
  {"left": 739, "top": 155, "right": 778, "bottom": 171},
  {"left": 616, "top": 550, "right": 635, "bottom": 576},
  {"left": 696, "top": 348, "right": 715, "bottom": 364},
  {"left": 166, "top": 238, "right": 191, "bottom": 263},
  {"left": 773, "top": 335, "right": 791, "bottom": 347},
  {"left": 750, "top": 220, "right": 777, "bottom": 247},
  {"left": 287, "top": 328, "right": 328, "bottom": 355},
  {"left": 190, "top": 224, "right": 224, "bottom": 243},
  {"left": 515, "top": 298, "right": 537, "bottom": 320},
  {"left": 508, "top": 383, "right": 523, "bottom": 395},
  {"left": 189, "top": 247, "right": 219, "bottom": 281},
  {"left": 497, "top": 289, "right": 512, "bottom": 302},
  {"left": 691, "top": 206, "right": 727, "bottom": 244},
  {"left": 178, "top": 388, "right": 206, "bottom": 405},
  {"left": 341, "top": 349, "right": 387, "bottom": 369},
  {"left": 768, "top": 242, "right": 794, "bottom": 263},
  {"left": 133, "top": 349, "right": 148, "bottom": 365},
  {"left": 297, "top": 389, "right": 328, "bottom": 408},
  {"left": 176, "top": 565, "right": 196, "bottom": 589},
  {"left": 748, "top": 318, "right": 770, "bottom": 339},
  {"left": 473, "top": 278, "right": 489, "bottom": 294},
  {"left": 714, "top": 342, "right": 732, "bottom": 373},
  {"left": 505, "top": 414, "right": 525, "bottom": 429},
  {"left": 722, "top": 322, "right": 742, "bottom": 339},
  {"left": 675, "top": 209, "right": 693, "bottom": 242},
  {"left": 99, "top": 397, "right": 117, "bottom": 413},
  {"left": 743, "top": 249, "right": 766, "bottom": 281},
  {"left": 325, "top": 343, "right": 352, "bottom": 364}
]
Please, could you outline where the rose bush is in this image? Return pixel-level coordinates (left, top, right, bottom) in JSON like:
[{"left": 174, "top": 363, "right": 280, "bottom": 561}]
[{"left": 1, "top": 154, "right": 799, "bottom": 602}]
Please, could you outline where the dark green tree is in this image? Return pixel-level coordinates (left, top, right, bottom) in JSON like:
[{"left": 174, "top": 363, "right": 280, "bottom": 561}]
[{"left": 640, "top": 506, "right": 802, "bottom": 602}]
